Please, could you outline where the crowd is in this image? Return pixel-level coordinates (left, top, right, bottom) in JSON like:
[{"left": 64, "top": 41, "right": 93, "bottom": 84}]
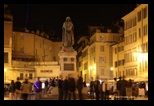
[
  {"left": 4, "top": 75, "right": 147, "bottom": 100},
  {"left": 4, "top": 73, "right": 85, "bottom": 100},
  {"left": 88, "top": 76, "right": 147, "bottom": 100}
]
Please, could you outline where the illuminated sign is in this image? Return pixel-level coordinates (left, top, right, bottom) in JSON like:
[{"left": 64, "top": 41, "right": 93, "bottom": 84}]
[{"left": 40, "top": 70, "right": 53, "bottom": 73}]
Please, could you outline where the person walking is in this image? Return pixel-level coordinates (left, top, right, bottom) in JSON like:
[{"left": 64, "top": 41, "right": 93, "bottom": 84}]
[
  {"left": 34, "top": 77, "right": 42, "bottom": 100},
  {"left": 8, "top": 80, "right": 16, "bottom": 100},
  {"left": 20, "top": 78, "right": 32, "bottom": 100},
  {"left": 68, "top": 74, "right": 76, "bottom": 100},
  {"left": 58, "top": 75, "right": 64, "bottom": 100},
  {"left": 76, "top": 73, "right": 83, "bottom": 100},
  {"left": 15, "top": 77, "right": 21, "bottom": 100},
  {"left": 62, "top": 76, "right": 69, "bottom": 100}
]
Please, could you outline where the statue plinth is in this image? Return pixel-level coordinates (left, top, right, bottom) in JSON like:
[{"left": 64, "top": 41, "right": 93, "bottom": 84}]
[{"left": 58, "top": 47, "right": 77, "bottom": 78}]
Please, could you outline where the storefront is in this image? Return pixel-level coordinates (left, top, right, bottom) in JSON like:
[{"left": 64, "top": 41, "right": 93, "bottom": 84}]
[{"left": 34, "top": 62, "right": 61, "bottom": 81}]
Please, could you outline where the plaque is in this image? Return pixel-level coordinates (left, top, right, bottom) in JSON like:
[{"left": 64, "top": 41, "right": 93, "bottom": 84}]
[{"left": 64, "top": 63, "right": 74, "bottom": 71}]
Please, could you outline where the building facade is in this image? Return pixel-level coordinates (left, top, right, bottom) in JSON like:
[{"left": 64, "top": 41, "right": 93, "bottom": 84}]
[
  {"left": 122, "top": 4, "right": 148, "bottom": 81},
  {"left": 4, "top": 4, "right": 13, "bottom": 83},
  {"left": 4, "top": 4, "right": 62, "bottom": 83},
  {"left": 76, "top": 28, "right": 122, "bottom": 83}
]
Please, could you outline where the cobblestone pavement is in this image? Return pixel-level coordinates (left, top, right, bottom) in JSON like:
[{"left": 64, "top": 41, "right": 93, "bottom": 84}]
[{"left": 4, "top": 95, "right": 148, "bottom": 100}]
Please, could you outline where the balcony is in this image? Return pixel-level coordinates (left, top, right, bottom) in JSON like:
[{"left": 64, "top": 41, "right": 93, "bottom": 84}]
[{"left": 12, "top": 52, "right": 35, "bottom": 61}]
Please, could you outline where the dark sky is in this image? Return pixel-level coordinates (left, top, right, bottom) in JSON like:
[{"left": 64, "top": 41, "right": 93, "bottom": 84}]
[{"left": 8, "top": 4, "right": 137, "bottom": 41}]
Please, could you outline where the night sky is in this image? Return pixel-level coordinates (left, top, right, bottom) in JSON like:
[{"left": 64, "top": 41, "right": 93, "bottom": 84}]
[{"left": 8, "top": 4, "right": 137, "bottom": 41}]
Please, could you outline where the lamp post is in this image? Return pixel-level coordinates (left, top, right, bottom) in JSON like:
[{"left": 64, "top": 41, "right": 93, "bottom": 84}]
[{"left": 4, "top": 68, "right": 7, "bottom": 83}]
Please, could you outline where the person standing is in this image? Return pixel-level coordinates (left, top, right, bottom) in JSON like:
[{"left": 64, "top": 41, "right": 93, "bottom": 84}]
[
  {"left": 121, "top": 76, "right": 128, "bottom": 100},
  {"left": 117, "top": 76, "right": 122, "bottom": 100},
  {"left": 58, "top": 75, "right": 64, "bottom": 100},
  {"left": 8, "top": 80, "right": 16, "bottom": 100},
  {"left": 126, "top": 79, "right": 133, "bottom": 100},
  {"left": 113, "top": 78, "right": 118, "bottom": 100},
  {"left": 94, "top": 76, "right": 101, "bottom": 100},
  {"left": 44, "top": 79, "right": 49, "bottom": 95},
  {"left": 15, "top": 77, "right": 21, "bottom": 100},
  {"left": 76, "top": 73, "right": 83, "bottom": 100},
  {"left": 20, "top": 78, "right": 32, "bottom": 100},
  {"left": 68, "top": 74, "right": 76, "bottom": 100},
  {"left": 89, "top": 77, "right": 94, "bottom": 99},
  {"left": 102, "top": 79, "right": 110, "bottom": 100},
  {"left": 34, "top": 77, "right": 42, "bottom": 100},
  {"left": 62, "top": 76, "right": 69, "bottom": 100}
]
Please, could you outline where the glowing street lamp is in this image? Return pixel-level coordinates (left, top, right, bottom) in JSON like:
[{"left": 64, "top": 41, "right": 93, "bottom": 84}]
[{"left": 110, "top": 67, "right": 113, "bottom": 71}]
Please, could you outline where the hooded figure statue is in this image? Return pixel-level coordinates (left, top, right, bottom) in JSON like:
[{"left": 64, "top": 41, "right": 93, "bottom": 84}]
[{"left": 62, "top": 16, "right": 74, "bottom": 47}]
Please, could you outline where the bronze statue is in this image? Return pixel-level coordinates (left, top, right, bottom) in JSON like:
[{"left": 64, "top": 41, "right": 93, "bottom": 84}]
[{"left": 62, "top": 16, "right": 74, "bottom": 47}]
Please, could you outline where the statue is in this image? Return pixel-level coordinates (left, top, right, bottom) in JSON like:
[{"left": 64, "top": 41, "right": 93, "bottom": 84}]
[{"left": 62, "top": 16, "right": 74, "bottom": 47}]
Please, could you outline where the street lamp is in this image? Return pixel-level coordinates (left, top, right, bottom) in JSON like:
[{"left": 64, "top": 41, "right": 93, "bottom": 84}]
[{"left": 4, "top": 68, "right": 7, "bottom": 83}]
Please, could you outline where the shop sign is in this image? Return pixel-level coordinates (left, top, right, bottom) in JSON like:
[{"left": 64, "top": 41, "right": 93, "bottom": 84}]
[{"left": 40, "top": 70, "right": 53, "bottom": 73}]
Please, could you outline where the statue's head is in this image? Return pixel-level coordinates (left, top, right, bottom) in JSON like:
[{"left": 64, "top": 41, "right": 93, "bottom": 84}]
[{"left": 66, "top": 16, "right": 71, "bottom": 21}]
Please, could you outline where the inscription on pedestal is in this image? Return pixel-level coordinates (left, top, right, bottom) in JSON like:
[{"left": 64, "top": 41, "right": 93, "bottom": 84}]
[{"left": 64, "top": 63, "right": 74, "bottom": 71}]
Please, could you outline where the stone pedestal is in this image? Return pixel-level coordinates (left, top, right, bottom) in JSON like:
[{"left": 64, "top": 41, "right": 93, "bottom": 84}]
[{"left": 58, "top": 47, "right": 77, "bottom": 78}]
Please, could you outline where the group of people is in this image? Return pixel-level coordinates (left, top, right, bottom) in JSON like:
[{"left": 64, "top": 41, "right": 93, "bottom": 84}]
[
  {"left": 5, "top": 73, "right": 85, "bottom": 100},
  {"left": 57, "top": 73, "right": 84, "bottom": 100},
  {"left": 89, "top": 76, "right": 146, "bottom": 100},
  {"left": 89, "top": 76, "right": 110, "bottom": 100},
  {"left": 5, "top": 77, "right": 43, "bottom": 100}
]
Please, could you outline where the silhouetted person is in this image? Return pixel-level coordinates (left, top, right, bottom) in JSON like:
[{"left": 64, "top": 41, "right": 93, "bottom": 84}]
[
  {"left": 68, "top": 74, "right": 76, "bottom": 100},
  {"left": 76, "top": 74, "right": 83, "bottom": 100},
  {"left": 58, "top": 75, "right": 64, "bottom": 100},
  {"left": 94, "top": 76, "right": 101, "bottom": 100},
  {"left": 62, "top": 76, "right": 69, "bottom": 100}
]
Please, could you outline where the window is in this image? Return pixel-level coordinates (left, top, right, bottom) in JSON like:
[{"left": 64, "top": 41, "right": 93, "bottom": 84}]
[
  {"left": 135, "top": 32, "right": 137, "bottom": 41},
  {"left": 100, "top": 68, "right": 105, "bottom": 75},
  {"left": 139, "top": 28, "right": 141, "bottom": 38},
  {"left": 20, "top": 73, "right": 24, "bottom": 80},
  {"left": 121, "top": 46, "right": 124, "bottom": 51},
  {"left": 115, "top": 61, "right": 117, "bottom": 67},
  {"left": 20, "top": 47, "right": 24, "bottom": 53},
  {"left": 122, "top": 59, "right": 124, "bottom": 65},
  {"left": 99, "top": 56, "right": 105, "bottom": 63},
  {"left": 29, "top": 73, "right": 33, "bottom": 79},
  {"left": 138, "top": 11, "right": 141, "bottom": 22},
  {"left": 4, "top": 52, "right": 8, "bottom": 63},
  {"left": 84, "top": 62, "right": 88, "bottom": 70},
  {"left": 118, "top": 46, "right": 121, "bottom": 52},
  {"left": 143, "top": 7, "right": 147, "bottom": 19},
  {"left": 115, "top": 48, "right": 117, "bottom": 54},
  {"left": 100, "top": 46, "right": 104, "bottom": 52},
  {"left": 145, "top": 25, "right": 148, "bottom": 35},
  {"left": 118, "top": 60, "right": 121, "bottom": 66}
]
